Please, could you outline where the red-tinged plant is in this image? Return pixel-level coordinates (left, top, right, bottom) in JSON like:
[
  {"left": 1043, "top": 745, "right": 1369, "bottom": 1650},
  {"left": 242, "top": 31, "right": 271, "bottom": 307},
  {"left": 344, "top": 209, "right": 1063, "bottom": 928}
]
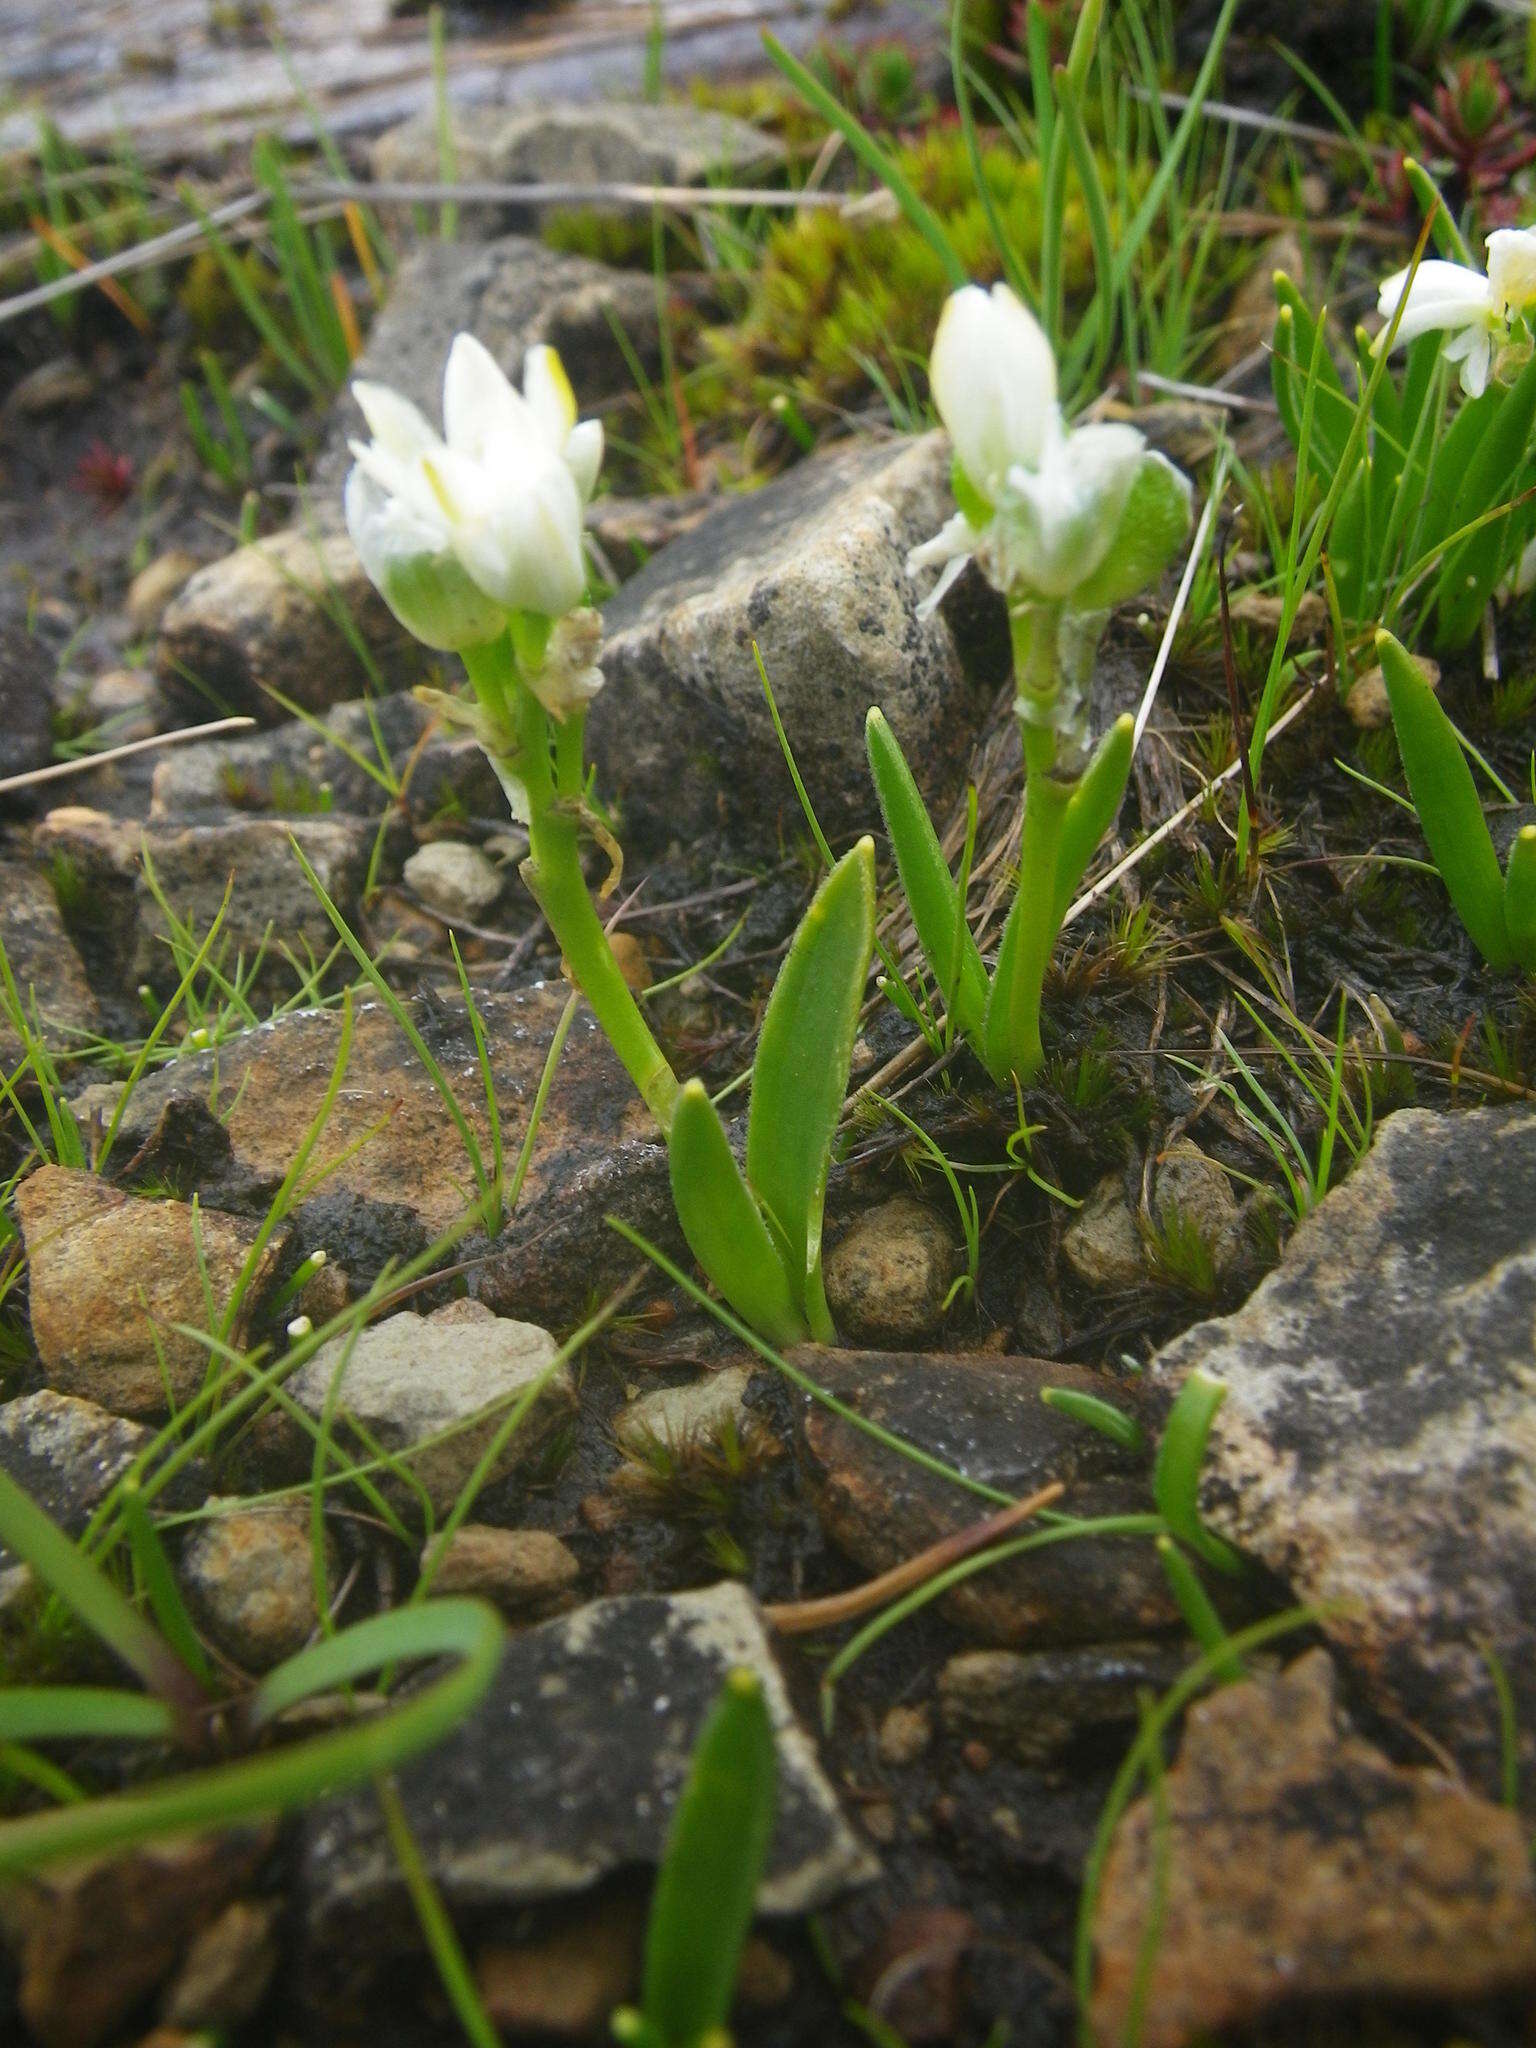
[{"left": 1412, "top": 58, "right": 1536, "bottom": 224}]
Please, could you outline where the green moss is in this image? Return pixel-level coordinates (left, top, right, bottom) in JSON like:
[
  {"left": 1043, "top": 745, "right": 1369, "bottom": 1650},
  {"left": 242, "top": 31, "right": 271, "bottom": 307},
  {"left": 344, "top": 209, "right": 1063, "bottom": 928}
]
[{"left": 701, "top": 132, "right": 1098, "bottom": 423}]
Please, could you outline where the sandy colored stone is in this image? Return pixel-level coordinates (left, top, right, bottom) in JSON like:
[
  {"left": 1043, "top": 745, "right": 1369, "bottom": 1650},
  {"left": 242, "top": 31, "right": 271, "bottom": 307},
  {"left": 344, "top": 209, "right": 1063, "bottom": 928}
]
[
  {"left": 126, "top": 550, "right": 201, "bottom": 638},
  {"left": 285, "top": 1298, "right": 575, "bottom": 1513},
  {"left": 424, "top": 1523, "right": 581, "bottom": 1619},
  {"left": 16, "top": 1165, "right": 288, "bottom": 1418},
  {"left": 475, "top": 1894, "right": 643, "bottom": 2035},
  {"left": 179, "top": 1499, "right": 335, "bottom": 1669},
  {"left": 1091, "top": 1650, "right": 1536, "bottom": 2048},
  {"left": 157, "top": 527, "right": 419, "bottom": 721},
  {"left": 613, "top": 1361, "right": 755, "bottom": 1456},
  {"left": 824, "top": 1195, "right": 956, "bottom": 1346},
  {"left": 1347, "top": 651, "right": 1440, "bottom": 731}
]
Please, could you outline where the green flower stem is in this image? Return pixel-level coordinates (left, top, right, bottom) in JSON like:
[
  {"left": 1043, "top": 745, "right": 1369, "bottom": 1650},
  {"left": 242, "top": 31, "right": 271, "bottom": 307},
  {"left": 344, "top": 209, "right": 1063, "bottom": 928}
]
[
  {"left": 461, "top": 639, "right": 679, "bottom": 1132},
  {"left": 983, "top": 603, "right": 1077, "bottom": 1085}
]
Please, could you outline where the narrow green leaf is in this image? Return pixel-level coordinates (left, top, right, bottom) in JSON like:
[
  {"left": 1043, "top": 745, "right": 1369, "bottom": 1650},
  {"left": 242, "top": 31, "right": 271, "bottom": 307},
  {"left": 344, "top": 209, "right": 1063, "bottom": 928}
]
[
  {"left": 0, "top": 1468, "right": 196, "bottom": 1707},
  {"left": 1040, "top": 1385, "right": 1145, "bottom": 1454},
  {"left": 1402, "top": 155, "right": 1473, "bottom": 263},
  {"left": 746, "top": 840, "right": 876, "bottom": 1319},
  {"left": 760, "top": 34, "right": 965, "bottom": 290},
  {"left": 0, "top": 1688, "right": 177, "bottom": 1746},
  {"left": 1153, "top": 1371, "right": 1244, "bottom": 1577},
  {"left": 1376, "top": 629, "right": 1513, "bottom": 967},
  {"left": 1156, "top": 1536, "right": 1245, "bottom": 1683},
  {"left": 1053, "top": 714, "right": 1134, "bottom": 923},
  {"left": 1434, "top": 351, "right": 1536, "bottom": 648},
  {"left": 639, "top": 1668, "right": 777, "bottom": 2047},
  {"left": 668, "top": 1080, "right": 807, "bottom": 1349},
  {"left": 0, "top": 1598, "right": 505, "bottom": 1878},
  {"left": 865, "top": 709, "right": 988, "bottom": 1045},
  {"left": 1503, "top": 824, "right": 1536, "bottom": 973}
]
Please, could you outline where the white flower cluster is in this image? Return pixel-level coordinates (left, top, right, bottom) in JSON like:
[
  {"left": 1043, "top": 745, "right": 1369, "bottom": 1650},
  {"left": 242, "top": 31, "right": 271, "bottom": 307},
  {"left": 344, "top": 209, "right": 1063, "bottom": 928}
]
[{"left": 1375, "top": 226, "right": 1536, "bottom": 397}]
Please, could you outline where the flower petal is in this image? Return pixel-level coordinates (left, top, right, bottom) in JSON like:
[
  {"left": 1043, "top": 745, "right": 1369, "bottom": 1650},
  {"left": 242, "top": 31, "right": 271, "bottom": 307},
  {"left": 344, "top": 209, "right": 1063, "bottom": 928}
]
[
  {"left": 523, "top": 344, "right": 578, "bottom": 450},
  {"left": 443, "top": 332, "right": 532, "bottom": 461},
  {"left": 1486, "top": 227, "right": 1536, "bottom": 318},
  {"left": 352, "top": 380, "right": 441, "bottom": 462},
  {"left": 564, "top": 418, "right": 604, "bottom": 506},
  {"left": 930, "top": 282, "right": 1057, "bottom": 497},
  {"left": 1376, "top": 260, "right": 1493, "bottom": 349}
]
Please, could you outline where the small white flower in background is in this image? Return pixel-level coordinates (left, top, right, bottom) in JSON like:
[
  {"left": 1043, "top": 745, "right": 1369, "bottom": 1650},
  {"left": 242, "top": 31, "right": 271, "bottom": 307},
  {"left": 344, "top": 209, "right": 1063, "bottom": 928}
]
[
  {"left": 909, "top": 282, "right": 1189, "bottom": 615},
  {"left": 286, "top": 1315, "right": 313, "bottom": 1341},
  {"left": 1375, "top": 226, "right": 1536, "bottom": 398},
  {"left": 345, "top": 333, "right": 604, "bottom": 643}
]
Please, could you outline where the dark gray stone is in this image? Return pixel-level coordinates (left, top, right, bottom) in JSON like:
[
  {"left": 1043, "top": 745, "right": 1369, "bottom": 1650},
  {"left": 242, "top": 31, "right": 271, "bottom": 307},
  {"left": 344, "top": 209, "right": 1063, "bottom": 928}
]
[
  {"left": 0, "top": 860, "right": 100, "bottom": 1068},
  {"left": 300, "top": 1581, "right": 878, "bottom": 1946},
  {"left": 938, "top": 1641, "right": 1188, "bottom": 1766},
  {"left": 589, "top": 433, "right": 991, "bottom": 859},
  {"left": 1150, "top": 1105, "right": 1536, "bottom": 1815},
  {"left": 0, "top": 1390, "right": 206, "bottom": 1569},
  {"left": 788, "top": 1348, "right": 1176, "bottom": 1647}
]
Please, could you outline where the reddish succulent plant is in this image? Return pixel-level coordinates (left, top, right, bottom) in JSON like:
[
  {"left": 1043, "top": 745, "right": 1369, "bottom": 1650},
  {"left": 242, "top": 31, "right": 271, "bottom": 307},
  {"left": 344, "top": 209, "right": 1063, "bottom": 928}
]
[
  {"left": 1411, "top": 57, "right": 1536, "bottom": 224},
  {"left": 72, "top": 440, "right": 135, "bottom": 510}
]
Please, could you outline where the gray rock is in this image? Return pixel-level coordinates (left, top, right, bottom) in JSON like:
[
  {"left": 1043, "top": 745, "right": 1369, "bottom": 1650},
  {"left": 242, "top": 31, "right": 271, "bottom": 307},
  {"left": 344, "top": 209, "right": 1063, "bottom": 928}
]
[
  {"left": 589, "top": 434, "right": 991, "bottom": 858},
  {"left": 157, "top": 527, "right": 421, "bottom": 724},
  {"left": 1150, "top": 1105, "right": 1536, "bottom": 1814},
  {"left": 0, "top": 1390, "right": 206, "bottom": 1568},
  {"left": 1061, "top": 1169, "right": 1147, "bottom": 1291},
  {"left": 0, "top": 618, "right": 54, "bottom": 791},
  {"left": 73, "top": 984, "right": 676, "bottom": 1322},
  {"left": 402, "top": 840, "right": 504, "bottom": 924},
  {"left": 284, "top": 1299, "right": 575, "bottom": 1513},
  {"left": 422, "top": 1524, "right": 581, "bottom": 1619},
  {"left": 304, "top": 236, "right": 662, "bottom": 511},
  {"left": 15, "top": 1165, "right": 289, "bottom": 1419},
  {"left": 613, "top": 1361, "right": 756, "bottom": 1456},
  {"left": 82, "top": 667, "right": 160, "bottom": 745},
  {"left": 0, "top": 860, "right": 100, "bottom": 1069},
  {"left": 824, "top": 1195, "right": 956, "bottom": 1347},
  {"left": 1148, "top": 1139, "right": 1245, "bottom": 1290},
  {"left": 301, "top": 1581, "right": 878, "bottom": 1948},
  {"left": 129, "top": 814, "right": 377, "bottom": 995},
  {"left": 179, "top": 1499, "right": 334, "bottom": 1669},
  {"left": 371, "top": 100, "right": 783, "bottom": 236},
  {"left": 147, "top": 692, "right": 500, "bottom": 825},
  {"left": 938, "top": 1642, "right": 1187, "bottom": 1766}
]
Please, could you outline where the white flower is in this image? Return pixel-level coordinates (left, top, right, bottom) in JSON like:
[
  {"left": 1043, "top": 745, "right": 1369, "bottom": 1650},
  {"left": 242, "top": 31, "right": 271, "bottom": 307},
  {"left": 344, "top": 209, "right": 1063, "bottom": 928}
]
[
  {"left": 345, "top": 334, "right": 603, "bottom": 640},
  {"left": 929, "top": 282, "right": 1058, "bottom": 500},
  {"left": 911, "top": 282, "right": 1180, "bottom": 613},
  {"left": 1375, "top": 228, "right": 1536, "bottom": 398},
  {"left": 286, "top": 1315, "right": 313, "bottom": 1341}
]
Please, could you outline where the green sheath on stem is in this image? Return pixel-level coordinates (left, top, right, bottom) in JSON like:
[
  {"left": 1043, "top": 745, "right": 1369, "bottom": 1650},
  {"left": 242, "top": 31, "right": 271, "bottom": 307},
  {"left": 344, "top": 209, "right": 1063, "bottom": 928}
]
[
  {"left": 1503, "top": 825, "right": 1536, "bottom": 973},
  {"left": 462, "top": 638, "right": 680, "bottom": 1130},
  {"left": 1376, "top": 628, "right": 1513, "bottom": 970}
]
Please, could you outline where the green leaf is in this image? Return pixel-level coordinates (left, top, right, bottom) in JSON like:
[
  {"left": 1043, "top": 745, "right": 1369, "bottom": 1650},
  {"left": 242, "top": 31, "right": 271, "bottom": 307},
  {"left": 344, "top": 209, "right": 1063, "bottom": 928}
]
[
  {"left": 1052, "top": 714, "right": 1134, "bottom": 923},
  {"left": 1433, "top": 351, "right": 1536, "bottom": 648},
  {"left": 1153, "top": 1371, "right": 1244, "bottom": 1577},
  {"left": 668, "top": 1081, "right": 807, "bottom": 1349},
  {"left": 865, "top": 710, "right": 988, "bottom": 1046},
  {"left": 1376, "top": 629, "right": 1513, "bottom": 968},
  {"left": 638, "top": 1667, "right": 777, "bottom": 2048},
  {"left": 760, "top": 34, "right": 965, "bottom": 291},
  {"left": 1070, "top": 457, "right": 1192, "bottom": 612},
  {"left": 1503, "top": 824, "right": 1536, "bottom": 973},
  {"left": 746, "top": 839, "right": 877, "bottom": 1328},
  {"left": 1272, "top": 275, "right": 1354, "bottom": 476}
]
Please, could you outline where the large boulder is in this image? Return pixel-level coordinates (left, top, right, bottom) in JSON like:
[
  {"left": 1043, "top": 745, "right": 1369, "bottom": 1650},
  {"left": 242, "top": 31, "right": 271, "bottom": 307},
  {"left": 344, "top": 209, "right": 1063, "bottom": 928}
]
[
  {"left": 1151, "top": 1105, "right": 1536, "bottom": 1814},
  {"left": 589, "top": 433, "right": 994, "bottom": 860}
]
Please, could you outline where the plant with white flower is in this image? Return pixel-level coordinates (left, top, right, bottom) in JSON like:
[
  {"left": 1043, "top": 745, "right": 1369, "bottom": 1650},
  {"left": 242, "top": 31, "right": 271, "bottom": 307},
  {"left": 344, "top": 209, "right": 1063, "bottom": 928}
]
[
  {"left": 874, "top": 282, "right": 1192, "bottom": 1086},
  {"left": 345, "top": 335, "right": 879, "bottom": 1352},
  {"left": 344, "top": 332, "right": 676, "bottom": 1127},
  {"left": 1270, "top": 174, "right": 1536, "bottom": 659},
  {"left": 1374, "top": 225, "right": 1536, "bottom": 398}
]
